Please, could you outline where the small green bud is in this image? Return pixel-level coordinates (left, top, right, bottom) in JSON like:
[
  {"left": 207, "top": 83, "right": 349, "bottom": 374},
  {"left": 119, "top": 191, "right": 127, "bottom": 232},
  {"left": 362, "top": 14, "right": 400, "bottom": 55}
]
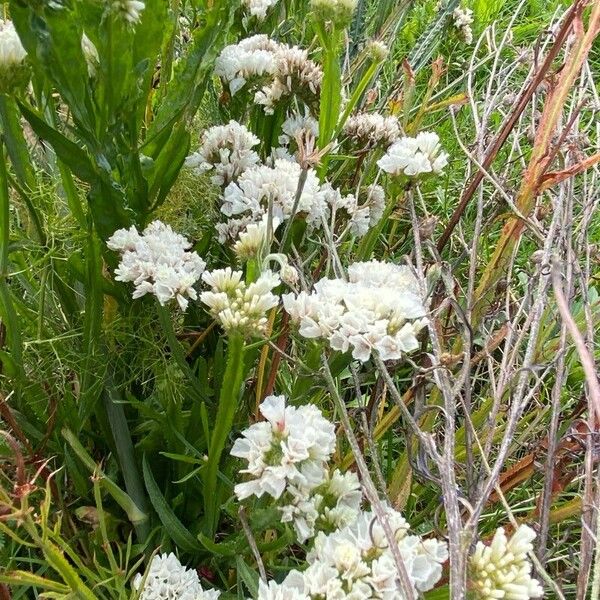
[{"left": 310, "top": 0, "right": 358, "bottom": 28}]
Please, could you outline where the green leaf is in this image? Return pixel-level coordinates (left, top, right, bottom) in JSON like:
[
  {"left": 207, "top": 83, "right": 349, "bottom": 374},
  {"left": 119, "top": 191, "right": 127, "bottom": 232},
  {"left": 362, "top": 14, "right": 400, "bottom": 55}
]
[
  {"left": 142, "top": 455, "right": 203, "bottom": 553},
  {"left": 17, "top": 102, "right": 97, "bottom": 183},
  {"left": 407, "top": 0, "right": 460, "bottom": 73},
  {"left": 62, "top": 427, "right": 148, "bottom": 526},
  {"left": 236, "top": 557, "right": 259, "bottom": 599}
]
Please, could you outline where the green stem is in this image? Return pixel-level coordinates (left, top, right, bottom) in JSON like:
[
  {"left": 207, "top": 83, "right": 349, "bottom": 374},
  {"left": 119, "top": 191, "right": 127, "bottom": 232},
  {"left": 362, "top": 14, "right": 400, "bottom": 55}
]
[
  {"left": 203, "top": 331, "right": 246, "bottom": 536},
  {"left": 0, "top": 95, "right": 35, "bottom": 189},
  {"left": 332, "top": 59, "right": 380, "bottom": 141},
  {"left": 0, "top": 142, "right": 24, "bottom": 384}
]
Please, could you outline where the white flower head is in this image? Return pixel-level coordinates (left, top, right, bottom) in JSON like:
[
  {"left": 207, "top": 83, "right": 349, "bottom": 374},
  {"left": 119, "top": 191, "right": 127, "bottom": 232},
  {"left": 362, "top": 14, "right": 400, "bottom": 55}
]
[
  {"left": 259, "top": 505, "right": 447, "bottom": 599},
  {"left": 243, "top": 0, "right": 279, "bottom": 20},
  {"left": 133, "top": 553, "right": 220, "bottom": 600},
  {"left": 233, "top": 215, "right": 281, "bottom": 261},
  {"left": 231, "top": 395, "right": 336, "bottom": 501},
  {"left": 0, "top": 20, "right": 29, "bottom": 93},
  {"left": 185, "top": 121, "right": 260, "bottom": 187},
  {"left": 200, "top": 268, "right": 280, "bottom": 336},
  {"left": 112, "top": 0, "right": 145, "bottom": 24},
  {"left": 280, "top": 468, "right": 362, "bottom": 543},
  {"left": 453, "top": 6, "right": 474, "bottom": 44},
  {"left": 377, "top": 131, "right": 448, "bottom": 178},
  {"left": 215, "top": 35, "right": 281, "bottom": 96},
  {"left": 222, "top": 159, "right": 328, "bottom": 230},
  {"left": 469, "top": 525, "right": 543, "bottom": 600},
  {"left": 284, "top": 260, "right": 427, "bottom": 362},
  {"left": 0, "top": 20, "right": 26, "bottom": 67},
  {"left": 107, "top": 221, "right": 206, "bottom": 311},
  {"left": 343, "top": 112, "right": 400, "bottom": 149}
]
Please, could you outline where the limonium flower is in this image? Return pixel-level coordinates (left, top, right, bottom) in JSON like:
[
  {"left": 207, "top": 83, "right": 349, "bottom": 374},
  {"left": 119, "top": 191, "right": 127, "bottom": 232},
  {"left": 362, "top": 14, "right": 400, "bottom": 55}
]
[
  {"left": 0, "top": 20, "right": 29, "bottom": 93},
  {"left": 185, "top": 121, "right": 260, "bottom": 187},
  {"left": 233, "top": 215, "right": 281, "bottom": 261},
  {"left": 453, "top": 6, "right": 474, "bottom": 44},
  {"left": 133, "top": 553, "right": 220, "bottom": 600},
  {"left": 256, "top": 505, "right": 448, "bottom": 599},
  {"left": 231, "top": 395, "right": 336, "bottom": 500},
  {"left": 469, "top": 525, "right": 543, "bottom": 600},
  {"left": 215, "top": 36, "right": 322, "bottom": 114},
  {"left": 280, "top": 468, "right": 362, "bottom": 543},
  {"left": 377, "top": 131, "right": 448, "bottom": 177},
  {"left": 112, "top": 0, "right": 145, "bottom": 24},
  {"left": 310, "top": 0, "right": 358, "bottom": 28},
  {"left": 107, "top": 221, "right": 206, "bottom": 311},
  {"left": 200, "top": 268, "right": 280, "bottom": 336},
  {"left": 283, "top": 260, "right": 428, "bottom": 362},
  {"left": 222, "top": 159, "right": 329, "bottom": 230},
  {"left": 215, "top": 35, "right": 282, "bottom": 96},
  {"left": 279, "top": 111, "right": 319, "bottom": 147},
  {"left": 343, "top": 112, "right": 400, "bottom": 149},
  {"left": 254, "top": 46, "right": 322, "bottom": 114},
  {"left": 243, "top": 0, "right": 279, "bottom": 20}
]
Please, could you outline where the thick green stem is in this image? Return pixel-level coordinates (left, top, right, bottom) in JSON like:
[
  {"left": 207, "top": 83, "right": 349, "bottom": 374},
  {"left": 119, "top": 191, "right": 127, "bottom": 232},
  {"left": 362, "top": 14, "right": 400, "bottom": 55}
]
[{"left": 203, "top": 332, "right": 246, "bottom": 536}]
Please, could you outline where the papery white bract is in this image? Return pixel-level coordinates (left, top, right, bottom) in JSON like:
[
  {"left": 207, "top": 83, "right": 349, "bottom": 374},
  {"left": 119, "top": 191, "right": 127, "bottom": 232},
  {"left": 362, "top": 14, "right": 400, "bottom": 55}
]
[
  {"left": 222, "top": 159, "right": 328, "bottom": 229},
  {"left": 377, "top": 131, "right": 448, "bottom": 178},
  {"left": 112, "top": 0, "right": 145, "bottom": 24},
  {"left": 133, "top": 553, "right": 220, "bottom": 600},
  {"left": 0, "top": 19, "right": 29, "bottom": 93},
  {"left": 243, "top": 0, "right": 279, "bottom": 20},
  {"left": 233, "top": 215, "right": 281, "bottom": 261},
  {"left": 280, "top": 468, "right": 362, "bottom": 542},
  {"left": 200, "top": 268, "right": 280, "bottom": 336},
  {"left": 343, "top": 112, "right": 400, "bottom": 149},
  {"left": 185, "top": 121, "right": 260, "bottom": 187},
  {"left": 107, "top": 221, "right": 206, "bottom": 311},
  {"left": 215, "top": 36, "right": 322, "bottom": 114},
  {"left": 0, "top": 20, "right": 26, "bottom": 68},
  {"left": 453, "top": 6, "right": 474, "bottom": 44},
  {"left": 215, "top": 35, "right": 281, "bottom": 96},
  {"left": 231, "top": 395, "right": 336, "bottom": 500},
  {"left": 257, "top": 505, "right": 447, "bottom": 599},
  {"left": 283, "top": 260, "right": 428, "bottom": 362},
  {"left": 469, "top": 525, "right": 543, "bottom": 600}
]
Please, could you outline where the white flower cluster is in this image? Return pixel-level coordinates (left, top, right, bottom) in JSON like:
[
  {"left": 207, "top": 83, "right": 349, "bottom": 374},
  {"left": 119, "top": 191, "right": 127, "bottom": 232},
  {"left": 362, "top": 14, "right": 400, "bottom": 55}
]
[
  {"left": 469, "top": 525, "right": 543, "bottom": 600},
  {"left": 280, "top": 468, "right": 362, "bottom": 543},
  {"left": 343, "top": 112, "right": 400, "bottom": 149},
  {"left": 324, "top": 184, "right": 386, "bottom": 238},
  {"left": 200, "top": 268, "right": 280, "bottom": 336},
  {"left": 0, "top": 20, "right": 26, "bottom": 68},
  {"left": 112, "top": 0, "right": 145, "bottom": 24},
  {"left": 222, "top": 158, "right": 328, "bottom": 230},
  {"left": 107, "top": 221, "right": 206, "bottom": 311},
  {"left": 185, "top": 121, "right": 260, "bottom": 187},
  {"left": 257, "top": 505, "right": 447, "bottom": 599},
  {"left": 377, "top": 132, "right": 448, "bottom": 178},
  {"left": 215, "top": 35, "right": 280, "bottom": 96},
  {"left": 243, "top": 0, "right": 279, "bottom": 20},
  {"left": 215, "top": 36, "right": 322, "bottom": 113},
  {"left": 0, "top": 19, "right": 29, "bottom": 93},
  {"left": 310, "top": 0, "right": 358, "bottom": 27},
  {"left": 283, "top": 260, "right": 428, "bottom": 362},
  {"left": 133, "top": 553, "right": 220, "bottom": 600},
  {"left": 255, "top": 46, "right": 322, "bottom": 114},
  {"left": 231, "top": 395, "right": 336, "bottom": 500},
  {"left": 233, "top": 215, "right": 281, "bottom": 261},
  {"left": 279, "top": 111, "right": 319, "bottom": 147},
  {"left": 453, "top": 7, "right": 474, "bottom": 44}
]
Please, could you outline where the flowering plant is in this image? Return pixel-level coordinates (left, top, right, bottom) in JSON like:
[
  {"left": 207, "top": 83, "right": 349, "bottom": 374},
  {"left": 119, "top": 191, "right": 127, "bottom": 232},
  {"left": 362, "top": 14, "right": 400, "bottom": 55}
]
[{"left": 1, "top": 1, "right": 599, "bottom": 599}]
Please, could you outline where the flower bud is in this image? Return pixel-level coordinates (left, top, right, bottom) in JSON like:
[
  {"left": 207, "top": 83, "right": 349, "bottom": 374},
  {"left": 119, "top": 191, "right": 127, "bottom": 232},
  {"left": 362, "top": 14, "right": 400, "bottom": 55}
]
[{"left": 310, "top": 0, "right": 358, "bottom": 28}]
